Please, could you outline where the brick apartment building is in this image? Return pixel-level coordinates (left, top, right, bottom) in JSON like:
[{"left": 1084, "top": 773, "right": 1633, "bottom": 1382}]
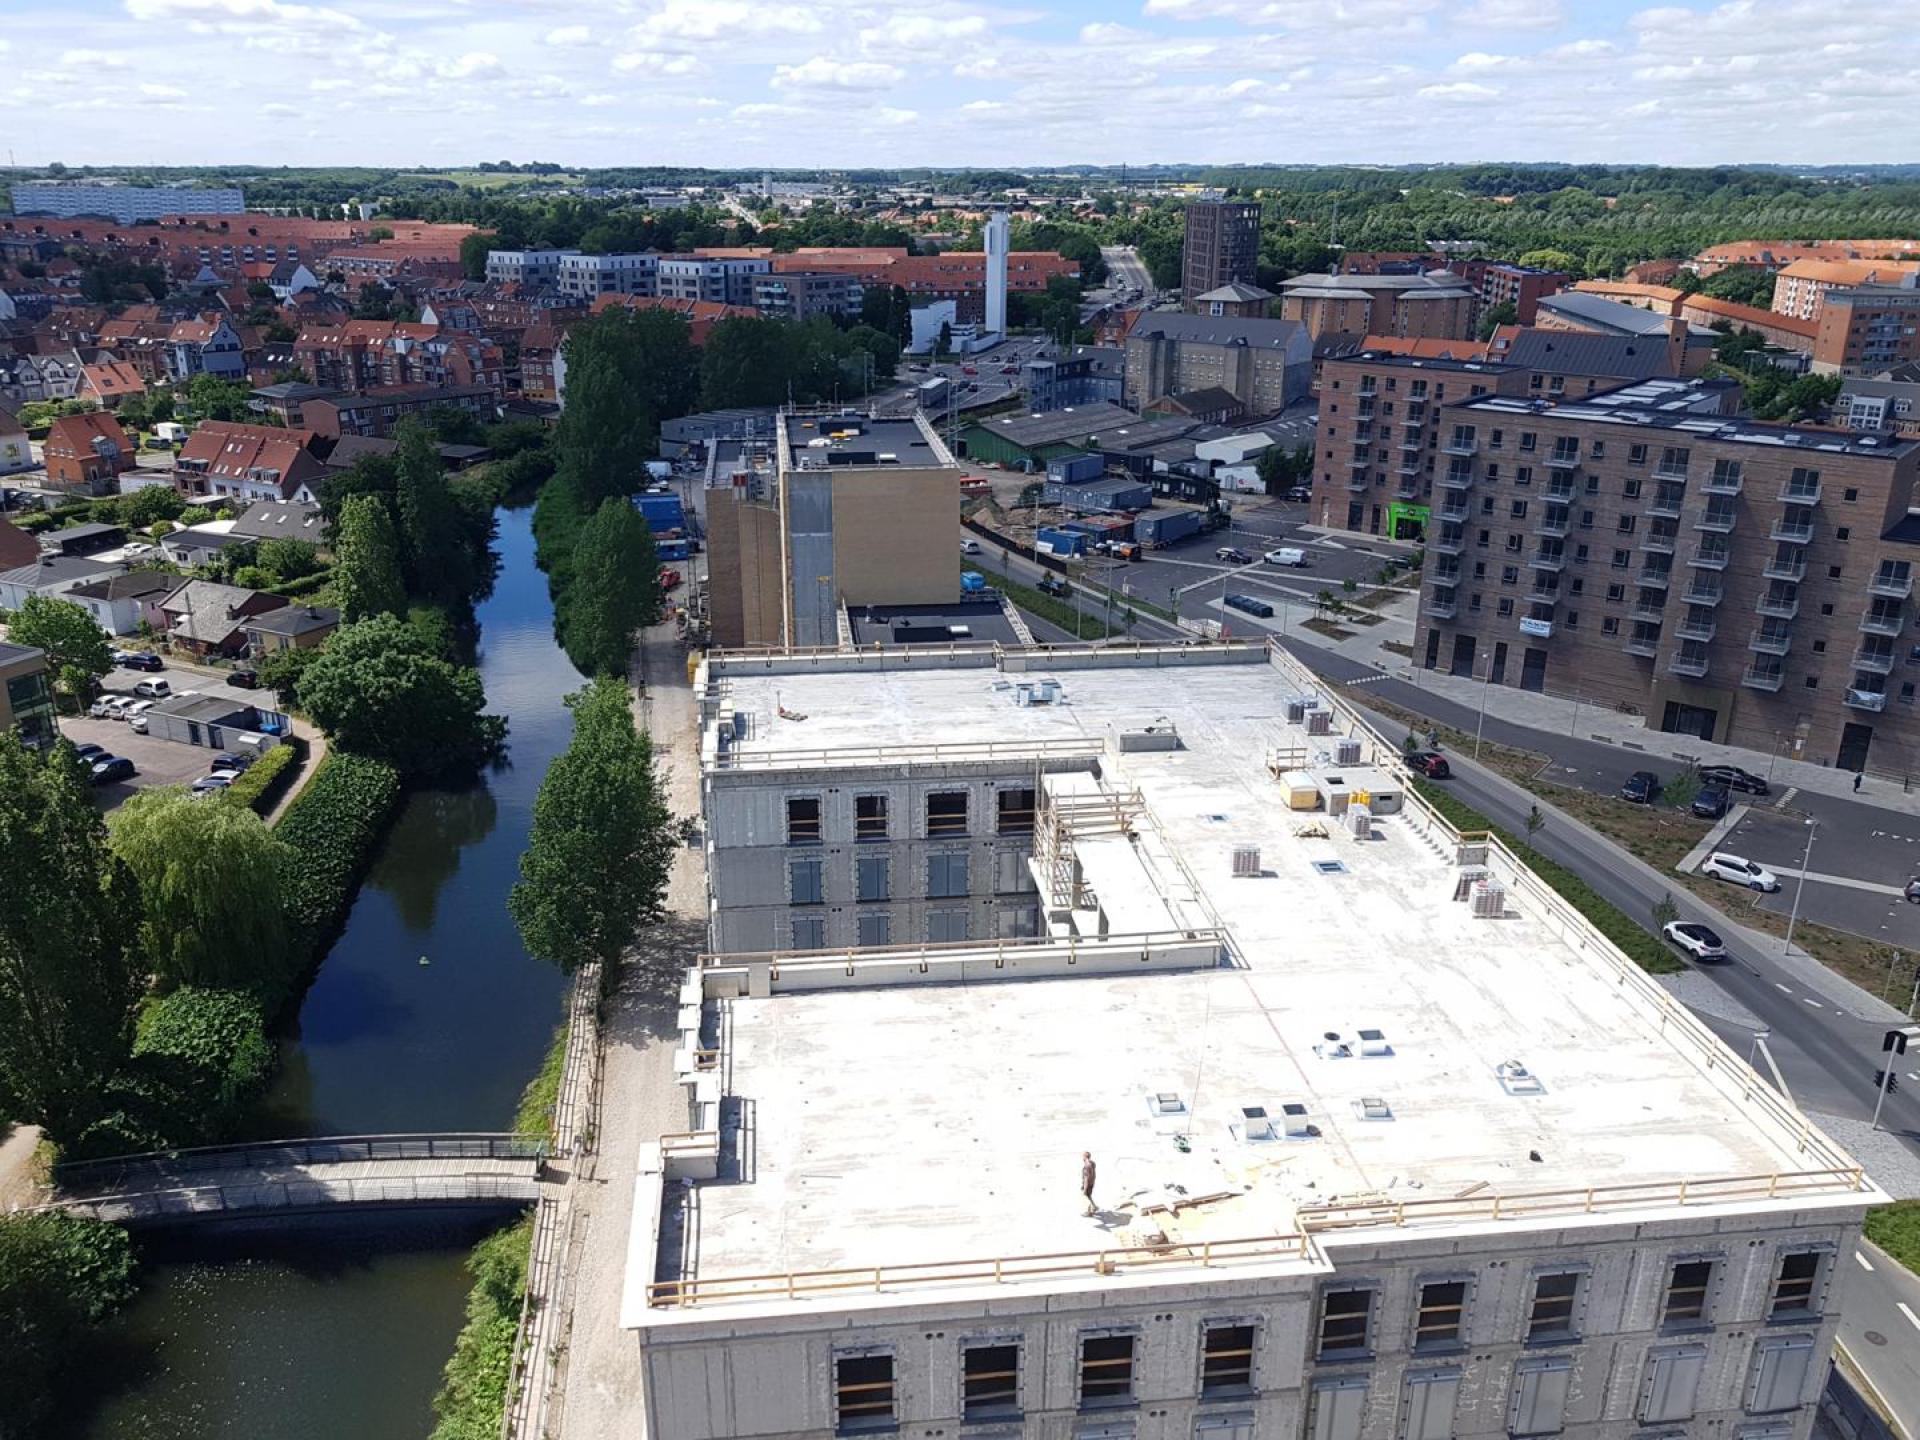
[
  {"left": 1124, "top": 312, "right": 1312, "bottom": 420},
  {"left": 1451, "top": 260, "right": 1567, "bottom": 323},
  {"left": 1180, "top": 199, "right": 1262, "bottom": 304},
  {"left": 1412, "top": 376, "right": 1920, "bottom": 771},
  {"left": 750, "top": 271, "right": 863, "bottom": 321},
  {"left": 1770, "top": 258, "right": 1920, "bottom": 323},
  {"left": 42, "top": 411, "right": 135, "bottom": 494},
  {"left": 1812, "top": 279, "right": 1920, "bottom": 376},
  {"left": 1277, "top": 271, "right": 1478, "bottom": 340},
  {"left": 691, "top": 247, "right": 1079, "bottom": 324},
  {"left": 302, "top": 384, "right": 495, "bottom": 440}
]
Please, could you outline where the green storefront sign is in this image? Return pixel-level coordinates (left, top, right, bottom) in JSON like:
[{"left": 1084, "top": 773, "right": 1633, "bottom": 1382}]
[{"left": 1386, "top": 501, "right": 1430, "bottom": 541}]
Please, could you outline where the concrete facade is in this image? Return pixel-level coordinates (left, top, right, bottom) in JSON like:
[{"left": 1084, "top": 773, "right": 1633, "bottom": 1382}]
[
  {"left": 1411, "top": 378, "right": 1920, "bottom": 771},
  {"left": 1279, "top": 274, "right": 1478, "bottom": 342},
  {"left": 1125, "top": 313, "right": 1312, "bottom": 417},
  {"left": 618, "top": 643, "right": 1875, "bottom": 1440},
  {"left": 1182, "top": 200, "right": 1263, "bottom": 305},
  {"left": 10, "top": 183, "right": 243, "bottom": 223},
  {"left": 703, "top": 410, "right": 961, "bottom": 648}
]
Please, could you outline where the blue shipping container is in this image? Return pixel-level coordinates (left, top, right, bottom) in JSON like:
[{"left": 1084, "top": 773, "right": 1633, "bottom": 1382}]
[
  {"left": 1036, "top": 526, "right": 1087, "bottom": 556},
  {"left": 1133, "top": 508, "right": 1203, "bottom": 546},
  {"left": 635, "top": 494, "right": 686, "bottom": 533},
  {"left": 656, "top": 538, "right": 691, "bottom": 561},
  {"left": 1046, "top": 452, "right": 1102, "bottom": 484}
]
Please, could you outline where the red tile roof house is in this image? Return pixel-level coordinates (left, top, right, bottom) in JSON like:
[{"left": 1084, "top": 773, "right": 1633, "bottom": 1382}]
[
  {"left": 171, "top": 421, "right": 329, "bottom": 503},
  {"left": 79, "top": 360, "right": 148, "bottom": 410},
  {"left": 43, "top": 411, "right": 136, "bottom": 495}
]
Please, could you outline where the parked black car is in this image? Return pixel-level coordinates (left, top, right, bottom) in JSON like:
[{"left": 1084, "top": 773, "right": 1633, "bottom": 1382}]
[
  {"left": 1406, "top": 751, "right": 1451, "bottom": 779},
  {"left": 1696, "top": 764, "right": 1769, "bottom": 796},
  {"left": 1620, "top": 770, "right": 1662, "bottom": 804},
  {"left": 71, "top": 742, "right": 108, "bottom": 765},
  {"left": 1036, "top": 573, "right": 1069, "bottom": 597},
  {"left": 228, "top": 668, "right": 259, "bottom": 689},
  {"left": 211, "top": 751, "right": 252, "bottom": 772},
  {"left": 89, "top": 756, "right": 137, "bottom": 786},
  {"left": 1690, "top": 785, "right": 1731, "bottom": 820},
  {"left": 1223, "top": 593, "right": 1274, "bottom": 618},
  {"left": 119, "top": 651, "right": 164, "bottom": 672}
]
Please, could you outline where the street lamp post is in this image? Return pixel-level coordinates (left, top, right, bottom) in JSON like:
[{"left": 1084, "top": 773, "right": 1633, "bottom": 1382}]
[
  {"left": 1782, "top": 815, "right": 1818, "bottom": 957},
  {"left": 1474, "top": 656, "right": 1495, "bottom": 761}
]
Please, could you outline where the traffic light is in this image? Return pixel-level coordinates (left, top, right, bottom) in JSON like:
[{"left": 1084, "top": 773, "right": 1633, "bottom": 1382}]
[{"left": 1874, "top": 1069, "right": 1901, "bottom": 1095}]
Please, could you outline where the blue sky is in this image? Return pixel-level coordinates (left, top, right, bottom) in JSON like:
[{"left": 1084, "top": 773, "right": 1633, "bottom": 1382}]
[{"left": 2, "top": 0, "right": 1915, "bottom": 169}]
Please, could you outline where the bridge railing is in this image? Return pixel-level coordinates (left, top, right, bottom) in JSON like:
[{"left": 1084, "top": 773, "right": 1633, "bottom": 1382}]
[
  {"left": 57, "top": 1133, "right": 546, "bottom": 1190},
  {"left": 54, "top": 1172, "right": 540, "bottom": 1224}
]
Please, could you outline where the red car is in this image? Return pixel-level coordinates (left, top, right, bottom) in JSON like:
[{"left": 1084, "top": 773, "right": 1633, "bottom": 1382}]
[
  {"left": 660, "top": 568, "right": 682, "bottom": 590},
  {"left": 1406, "top": 751, "right": 1451, "bottom": 779}
]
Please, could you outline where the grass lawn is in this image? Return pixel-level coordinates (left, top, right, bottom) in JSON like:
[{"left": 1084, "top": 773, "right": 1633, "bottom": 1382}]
[
  {"left": 997, "top": 575, "right": 1112, "bottom": 640},
  {"left": 1865, "top": 1201, "right": 1920, "bottom": 1273}
]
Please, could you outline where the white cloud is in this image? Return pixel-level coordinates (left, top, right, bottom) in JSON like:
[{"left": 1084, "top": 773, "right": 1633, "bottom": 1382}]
[
  {"left": 612, "top": 50, "right": 703, "bottom": 75},
  {"left": 1416, "top": 80, "right": 1498, "bottom": 101},
  {"left": 771, "top": 56, "right": 904, "bottom": 90},
  {"left": 1455, "top": 0, "right": 1563, "bottom": 27},
  {"left": 863, "top": 13, "right": 988, "bottom": 52},
  {"left": 545, "top": 24, "right": 590, "bottom": 47},
  {"left": 438, "top": 52, "right": 500, "bottom": 79},
  {"left": 580, "top": 92, "right": 619, "bottom": 106},
  {"left": 261, "top": 101, "right": 299, "bottom": 115},
  {"left": 649, "top": 0, "right": 823, "bottom": 40},
  {"left": 62, "top": 49, "right": 132, "bottom": 68},
  {"left": 1450, "top": 51, "right": 1515, "bottom": 70},
  {"left": 138, "top": 82, "right": 189, "bottom": 99},
  {"left": 124, "top": 0, "right": 366, "bottom": 32},
  {"left": 960, "top": 98, "right": 1007, "bottom": 111},
  {"left": 875, "top": 106, "right": 918, "bottom": 125}
]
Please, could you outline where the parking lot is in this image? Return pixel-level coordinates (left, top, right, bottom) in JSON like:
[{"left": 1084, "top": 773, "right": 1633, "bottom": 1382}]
[
  {"left": 1073, "top": 498, "right": 1419, "bottom": 621},
  {"left": 62, "top": 659, "right": 278, "bottom": 808}
]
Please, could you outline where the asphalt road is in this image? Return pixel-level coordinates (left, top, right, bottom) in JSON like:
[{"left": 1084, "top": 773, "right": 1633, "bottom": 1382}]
[{"left": 1841, "top": 1240, "right": 1920, "bottom": 1431}]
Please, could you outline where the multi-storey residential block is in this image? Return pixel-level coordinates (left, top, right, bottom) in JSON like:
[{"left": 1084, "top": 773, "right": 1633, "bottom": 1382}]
[
  {"left": 703, "top": 409, "right": 960, "bottom": 648},
  {"left": 1413, "top": 376, "right": 1920, "bottom": 771},
  {"left": 1812, "top": 278, "right": 1920, "bottom": 376},
  {"left": 171, "top": 421, "right": 329, "bottom": 504},
  {"left": 485, "top": 248, "right": 574, "bottom": 288},
  {"left": 750, "top": 271, "right": 863, "bottom": 321},
  {"left": 1312, "top": 355, "right": 1530, "bottom": 539},
  {"left": 301, "top": 384, "right": 494, "bottom": 440},
  {"left": 1125, "top": 312, "right": 1312, "bottom": 418},
  {"left": 617, "top": 637, "right": 1880, "bottom": 1440},
  {"left": 1278, "top": 272, "right": 1479, "bottom": 341},
  {"left": 1770, "top": 259, "right": 1920, "bottom": 324},
  {"left": 1837, "top": 375, "right": 1920, "bottom": 437},
  {"left": 163, "top": 315, "right": 246, "bottom": 382},
  {"left": 556, "top": 251, "right": 659, "bottom": 300},
  {"left": 1452, "top": 261, "right": 1567, "bottom": 323},
  {"left": 659, "top": 254, "right": 774, "bottom": 307},
  {"left": 10, "top": 183, "right": 245, "bottom": 224},
  {"left": 1182, "top": 198, "right": 1263, "bottom": 304}
]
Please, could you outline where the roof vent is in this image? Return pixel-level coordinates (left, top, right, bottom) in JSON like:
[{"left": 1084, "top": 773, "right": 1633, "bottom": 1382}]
[
  {"left": 1238, "top": 1105, "right": 1274, "bottom": 1142},
  {"left": 1314, "top": 1031, "right": 1351, "bottom": 1060},
  {"left": 1311, "top": 859, "right": 1347, "bottom": 876},
  {"left": 1497, "top": 1059, "right": 1546, "bottom": 1096},
  {"left": 1146, "top": 1091, "right": 1186, "bottom": 1119},
  {"left": 1280, "top": 1101, "right": 1312, "bottom": 1137},
  {"left": 1356, "top": 1027, "right": 1391, "bottom": 1056},
  {"left": 1354, "top": 1096, "right": 1393, "bottom": 1121},
  {"left": 1231, "top": 844, "right": 1262, "bottom": 877}
]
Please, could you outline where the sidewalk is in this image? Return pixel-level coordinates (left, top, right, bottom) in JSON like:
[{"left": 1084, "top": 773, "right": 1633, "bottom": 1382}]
[{"left": 1283, "top": 588, "right": 1920, "bottom": 821}]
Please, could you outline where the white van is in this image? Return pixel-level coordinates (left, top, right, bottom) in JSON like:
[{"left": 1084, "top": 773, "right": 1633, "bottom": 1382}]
[
  {"left": 134, "top": 678, "right": 172, "bottom": 699},
  {"left": 1264, "top": 548, "right": 1309, "bottom": 567}
]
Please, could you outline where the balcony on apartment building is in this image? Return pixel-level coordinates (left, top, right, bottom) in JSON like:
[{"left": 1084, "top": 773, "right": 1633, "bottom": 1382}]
[
  {"left": 1688, "top": 542, "right": 1730, "bottom": 570},
  {"left": 1846, "top": 684, "right": 1890, "bottom": 712},
  {"left": 1676, "top": 614, "right": 1717, "bottom": 643},
  {"left": 1854, "top": 643, "right": 1897, "bottom": 675},
  {"left": 1700, "top": 462, "right": 1743, "bottom": 496},
  {"left": 1425, "top": 590, "right": 1459, "bottom": 621},
  {"left": 1638, "top": 564, "right": 1673, "bottom": 589},
  {"left": 1534, "top": 508, "right": 1571, "bottom": 539},
  {"left": 1743, "top": 664, "right": 1786, "bottom": 692},
  {"left": 1646, "top": 485, "right": 1686, "bottom": 519},
  {"left": 1669, "top": 644, "right": 1711, "bottom": 678},
  {"left": 1695, "top": 504, "right": 1739, "bottom": 534},
  {"left": 1769, "top": 516, "right": 1815, "bottom": 545},
  {"left": 1442, "top": 431, "right": 1479, "bottom": 456},
  {"left": 1437, "top": 499, "right": 1470, "bottom": 522},
  {"left": 1641, "top": 525, "right": 1680, "bottom": 555},
  {"left": 1682, "top": 580, "right": 1723, "bottom": 607},
  {"left": 1624, "top": 624, "right": 1662, "bottom": 658},
  {"left": 1545, "top": 442, "right": 1581, "bottom": 470},
  {"left": 1438, "top": 465, "right": 1474, "bottom": 491},
  {"left": 1870, "top": 567, "right": 1915, "bottom": 599},
  {"left": 1762, "top": 554, "right": 1808, "bottom": 583},
  {"left": 1630, "top": 600, "right": 1668, "bottom": 624},
  {"left": 1779, "top": 475, "right": 1822, "bottom": 505},
  {"left": 1431, "top": 527, "right": 1466, "bottom": 556},
  {"left": 1749, "top": 624, "right": 1794, "bottom": 656},
  {"left": 1860, "top": 604, "right": 1905, "bottom": 637},
  {"left": 1755, "top": 590, "right": 1801, "bottom": 620},
  {"left": 1529, "top": 548, "right": 1567, "bottom": 573},
  {"left": 1546, "top": 478, "right": 1576, "bottom": 502},
  {"left": 1518, "top": 612, "right": 1556, "bottom": 640}
]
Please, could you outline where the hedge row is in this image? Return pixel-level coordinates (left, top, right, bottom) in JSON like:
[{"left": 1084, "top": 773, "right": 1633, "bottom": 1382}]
[
  {"left": 273, "top": 751, "right": 404, "bottom": 955},
  {"left": 222, "top": 741, "right": 300, "bottom": 815},
  {"left": 1410, "top": 777, "right": 1684, "bottom": 975}
]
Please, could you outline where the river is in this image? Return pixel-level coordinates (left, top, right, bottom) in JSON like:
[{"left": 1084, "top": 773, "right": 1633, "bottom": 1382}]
[{"left": 75, "top": 506, "right": 577, "bottom": 1440}]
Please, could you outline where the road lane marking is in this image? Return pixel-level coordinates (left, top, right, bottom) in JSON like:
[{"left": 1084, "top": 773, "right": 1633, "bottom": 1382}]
[
  {"left": 1856, "top": 1251, "right": 1876, "bottom": 1271},
  {"left": 1747, "top": 864, "right": 1906, "bottom": 898},
  {"left": 1804, "top": 997, "right": 1824, "bottom": 1008},
  {"left": 1898, "top": 1302, "right": 1920, "bottom": 1333},
  {"left": 1775, "top": 787, "right": 1798, "bottom": 810},
  {"left": 1776, "top": 983, "right": 1793, "bottom": 993}
]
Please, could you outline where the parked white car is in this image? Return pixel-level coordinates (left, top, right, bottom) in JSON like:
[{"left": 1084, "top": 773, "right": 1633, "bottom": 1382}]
[
  {"left": 133, "top": 678, "right": 172, "bottom": 699},
  {"left": 1699, "top": 851, "right": 1781, "bottom": 893},
  {"left": 89, "top": 695, "right": 123, "bottom": 719},
  {"left": 122, "top": 700, "right": 156, "bottom": 730},
  {"left": 1661, "top": 920, "right": 1728, "bottom": 961},
  {"left": 1264, "top": 547, "right": 1309, "bottom": 567}
]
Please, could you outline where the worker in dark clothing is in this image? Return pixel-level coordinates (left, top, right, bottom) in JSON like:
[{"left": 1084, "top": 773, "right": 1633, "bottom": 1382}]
[{"left": 1081, "top": 1151, "right": 1097, "bottom": 1215}]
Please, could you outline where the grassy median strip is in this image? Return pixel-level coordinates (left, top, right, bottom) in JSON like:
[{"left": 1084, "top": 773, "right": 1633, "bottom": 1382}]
[
  {"left": 1865, "top": 1202, "right": 1920, "bottom": 1274},
  {"left": 1409, "top": 776, "right": 1685, "bottom": 975},
  {"left": 995, "top": 575, "right": 1112, "bottom": 640}
]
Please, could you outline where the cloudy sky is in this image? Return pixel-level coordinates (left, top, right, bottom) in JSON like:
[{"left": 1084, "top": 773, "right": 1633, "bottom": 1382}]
[{"left": 2, "top": 0, "right": 1916, "bottom": 169}]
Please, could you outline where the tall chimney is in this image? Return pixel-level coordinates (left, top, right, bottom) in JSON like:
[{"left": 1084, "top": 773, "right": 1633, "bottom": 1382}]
[{"left": 1665, "top": 315, "right": 1689, "bottom": 376}]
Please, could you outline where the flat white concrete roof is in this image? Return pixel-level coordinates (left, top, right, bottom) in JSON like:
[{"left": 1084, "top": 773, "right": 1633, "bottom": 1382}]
[{"left": 665, "top": 651, "right": 1869, "bottom": 1308}]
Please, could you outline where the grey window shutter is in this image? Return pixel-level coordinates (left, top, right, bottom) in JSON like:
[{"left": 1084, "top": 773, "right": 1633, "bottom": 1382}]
[
  {"left": 1404, "top": 1369, "right": 1462, "bottom": 1440},
  {"left": 1510, "top": 1357, "right": 1573, "bottom": 1437},
  {"left": 1313, "top": 1377, "right": 1370, "bottom": 1440},
  {"left": 1640, "top": 1346, "right": 1706, "bottom": 1424},
  {"left": 1747, "top": 1335, "right": 1814, "bottom": 1414}
]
